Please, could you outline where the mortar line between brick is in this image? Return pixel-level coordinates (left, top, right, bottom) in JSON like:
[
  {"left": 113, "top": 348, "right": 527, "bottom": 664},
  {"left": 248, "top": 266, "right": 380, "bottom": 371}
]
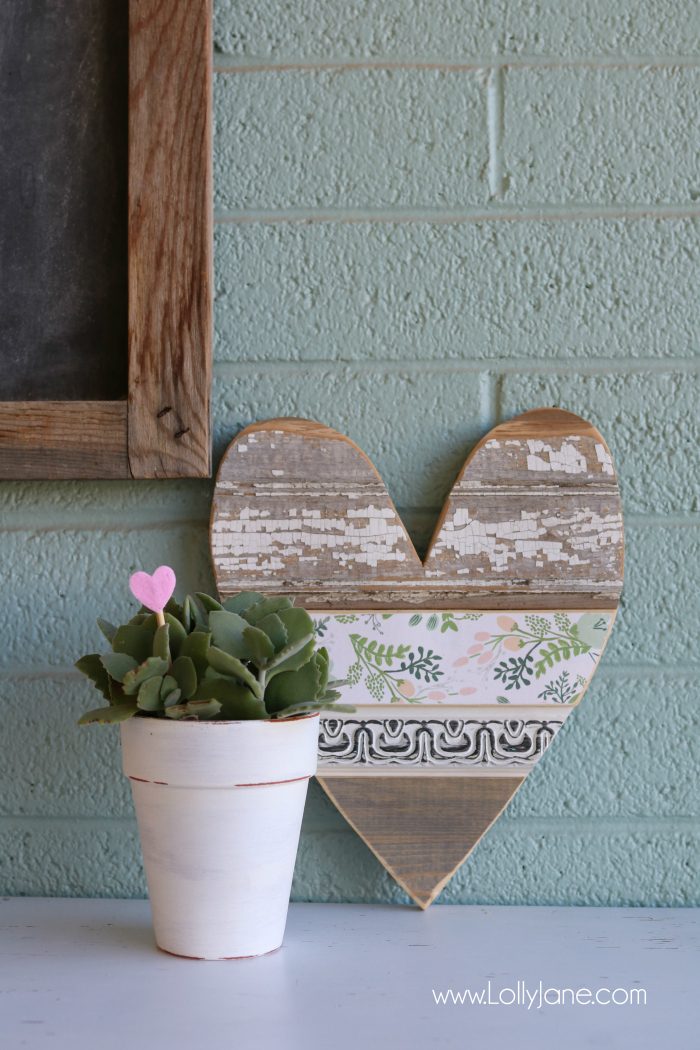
[
  {"left": 486, "top": 67, "right": 505, "bottom": 198},
  {"left": 0, "top": 517, "right": 207, "bottom": 536},
  {"left": 213, "top": 357, "right": 700, "bottom": 376},
  {"left": 1, "top": 813, "right": 698, "bottom": 831},
  {"left": 626, "top": 513, "right": 700, "bottom": 527},
  {"left": 214, "top": 54, "right": 700, "bottom": 73},
  {"left": 596, "top": 665, "right": 699, "bottom": 679},
  {"left": 214, "top": 204, "right": 700, "bottom": 224}
]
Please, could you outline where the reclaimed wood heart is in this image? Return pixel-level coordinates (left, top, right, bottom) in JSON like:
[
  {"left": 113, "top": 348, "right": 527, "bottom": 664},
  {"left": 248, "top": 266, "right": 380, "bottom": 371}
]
[{"left": 210, "top": 408, "right": 623, "bottom": 906}]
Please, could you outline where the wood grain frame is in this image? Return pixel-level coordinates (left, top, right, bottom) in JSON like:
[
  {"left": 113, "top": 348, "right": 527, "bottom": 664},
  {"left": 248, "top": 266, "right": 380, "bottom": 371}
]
[{"left": 0, "top": 0, "right": 212, "bottom": 480}]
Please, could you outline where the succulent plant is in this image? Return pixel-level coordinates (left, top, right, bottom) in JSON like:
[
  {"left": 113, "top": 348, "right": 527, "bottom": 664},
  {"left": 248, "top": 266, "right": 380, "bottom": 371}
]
[{"left": 77, "top": 591, "right": 349, "bottom": 725}]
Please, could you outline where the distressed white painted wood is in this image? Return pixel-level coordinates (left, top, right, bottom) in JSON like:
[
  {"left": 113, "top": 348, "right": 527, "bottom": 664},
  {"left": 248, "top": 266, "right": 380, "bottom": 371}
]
[
  {"left": 211, "top": 409, "right": 624, "bottom": 607},
  {"left": 0, "top": 899, "right": 695, "bottom": 1050},
  {"left": 120, "top": 715, "right": 319, "bottom": 959}
]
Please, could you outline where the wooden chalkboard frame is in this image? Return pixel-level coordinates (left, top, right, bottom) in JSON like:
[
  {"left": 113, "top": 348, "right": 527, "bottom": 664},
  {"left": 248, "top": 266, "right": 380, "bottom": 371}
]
[{"left": 0, "top": 0, "right": 212, "bottom": 480}]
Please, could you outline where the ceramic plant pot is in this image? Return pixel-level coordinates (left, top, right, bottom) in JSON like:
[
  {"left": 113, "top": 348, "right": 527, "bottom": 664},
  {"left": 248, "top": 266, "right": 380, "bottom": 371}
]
[{"left": 120, "top": 713, "right": 319, "bottom": 959}]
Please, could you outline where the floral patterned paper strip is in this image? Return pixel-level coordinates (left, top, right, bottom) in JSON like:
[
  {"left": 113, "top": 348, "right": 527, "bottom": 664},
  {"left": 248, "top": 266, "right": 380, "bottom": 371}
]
[{"left": 313, "top": 610, "right": 614, "bottom": 706}]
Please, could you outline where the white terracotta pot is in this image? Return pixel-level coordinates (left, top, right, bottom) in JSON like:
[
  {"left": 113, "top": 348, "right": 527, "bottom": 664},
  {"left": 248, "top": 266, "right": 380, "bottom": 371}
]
[{"left": 120, "top": 714, "right": 319, "bottom": 959}]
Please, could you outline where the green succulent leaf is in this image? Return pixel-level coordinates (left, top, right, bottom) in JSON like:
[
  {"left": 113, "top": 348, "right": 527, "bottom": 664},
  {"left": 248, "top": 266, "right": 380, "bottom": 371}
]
[
  {"left": 137, "top": 675, "right": 164, "bottom": 712},
  {"left": 181, "top": 596, "right": 195, "bottom": 632},
  {"left": 195, "top": 592, "right": 223, "bottom": 613},
  {"left": 75, "top": 654, "right": 112, "bottom": 701},
  {"left": 272, "top": 702, "right": 354, "bottom": 718},
  {"left": 164, "top": 613, "right": 187, "bottom": 657},
  {"left": 78, "top": 702, "right": 138, "bottom": 725},
  {"left": 186, "top": 698, "right": 222, "bottom": 719},
  {"left": 152, "top": 624, "right": 170, "bottom": 662},
  {"left": 243, "top": 625, "right": 275, "bottom": 667},
  {"left": 243, "top": 596, "right": 294, "bottom": 625},
  {"left": 266, "top": 636, "right": 315, "bottom": 680},
  {"left": 164, "top": 596, "right": 184, "bottom": 622},
  {"left": 122, "top": 656, "right": 170, "bottom": 695},
  {"left": 222, "top": 591, "right": 264, "bottom": 615},
  {"left": 100, "top": 652, "right": 139, "bottom": 684},
  {"left": 278, "top": 607, "right": 314, "bottom": 644},
  {"left": 108, "top": 676, "right": 126, "bottom": 705},
  {"left": 315, "top": 646, "right": 330, "bottom": 694},
  {"left": 164, "top": 703, "right": 190, "bottom": 719},
  {"left": 255, "top": 612, "right": 288, "bottom": 652},
  {"left": 206, "top": 647, "right": 263, "bottom": 698},
  {"left": 193, "top": 679, "right": 266, "bottom": 720},
  {"left": 160, "top": 674, "right": 179, "bottom": 699},
  {"left": 96, "top": 619, "right": 117, "bottom": 644},
  {"left": 165, "top": 698, "right": 223, "bottom": 720},
  {"left": 171, "top": 655, "right": 197, "bottom": 700},
  {"left": 112, "top": 624, "right": 155, "bottom": 664},
  {"left": 179, "top": 631, "right": 211, "bottom": 675},
  {"left": 265, "top": 657, "right": 321, "bottom": 713},
  {"left": 209, "top": 610, "right": 251, "bottom": 659},
  {"left": 320, "top": 689, "right": 343, "bottom": 703}
]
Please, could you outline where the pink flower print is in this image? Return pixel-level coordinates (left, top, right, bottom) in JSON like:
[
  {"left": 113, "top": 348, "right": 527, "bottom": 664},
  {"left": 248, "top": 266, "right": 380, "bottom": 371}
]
[
  {"left": 452, "top": 655, "right": 471, "bottom": 668},
  {"left": 428, "top": 690, "right": 446, "bottom": 701},
  {"left": 477, "top": 650, "right": 492, "bottom": 665},
  {"left": 504, "top": 636, "right": 522, "bottom": 652},
  {"left": 497, "top": 615, "right": 516, "bottom": 631},
  {"left": 475, "top": 632, "right": 490, "bottom": 641},
  {"left": 467, "top": 644, "right": 482, "bottom": 656},
  {"left": 459, "top": 686, "right": 477, "bottom": 696},
  {"left": 398, "top": 680, "right": 416, "bottom": 698}
]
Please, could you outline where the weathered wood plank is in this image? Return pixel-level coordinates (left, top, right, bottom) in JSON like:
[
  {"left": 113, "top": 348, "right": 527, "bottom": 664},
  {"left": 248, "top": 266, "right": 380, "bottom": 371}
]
[
  {"left": 318, "top": 775, "right": 524, "bottom": 908},
  {"left": 128, "top": 0, "right": 212, "bottom": 478},
  {"left": 211, "top": 409, "right": 624, "bottom": 604},
  {"left": 0, "top": 402, "right": 129, "bottom": 479},
  {"left": 254, "top": 591, "right": 619, "bottom": 610}
]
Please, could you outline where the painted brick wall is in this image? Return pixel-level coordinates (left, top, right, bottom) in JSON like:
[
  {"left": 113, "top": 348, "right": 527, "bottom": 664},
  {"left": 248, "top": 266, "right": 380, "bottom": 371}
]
[{"left": 1, "top": 3, "right": 699, "bottom": 904}]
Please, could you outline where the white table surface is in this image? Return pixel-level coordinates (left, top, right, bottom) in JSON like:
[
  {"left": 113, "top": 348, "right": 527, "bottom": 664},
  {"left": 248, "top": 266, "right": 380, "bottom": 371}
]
[{"left": 1, "top": 898, "right": 698, "bottom": 1050}]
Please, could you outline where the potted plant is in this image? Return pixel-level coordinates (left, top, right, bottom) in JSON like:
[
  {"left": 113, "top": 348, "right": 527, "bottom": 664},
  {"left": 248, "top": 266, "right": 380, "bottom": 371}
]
[{"left": 77, "top": 566, "right": 347, "bottom": 959}]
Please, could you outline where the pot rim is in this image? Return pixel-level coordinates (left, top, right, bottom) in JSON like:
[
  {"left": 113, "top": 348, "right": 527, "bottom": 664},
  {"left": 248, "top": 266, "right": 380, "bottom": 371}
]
[
  {"left": 120, "top": 711, "right": 320, "bottom": 785},
  {"left": 125, "top": 711, "right": 320, "bottom": 728}
]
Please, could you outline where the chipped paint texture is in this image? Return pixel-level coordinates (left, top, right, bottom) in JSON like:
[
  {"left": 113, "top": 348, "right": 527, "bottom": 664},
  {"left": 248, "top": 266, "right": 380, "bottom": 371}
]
[
  {"left": 212, "top": 504, "right": 409, "bottom": 572},
  {"left": 461, "top": 434, "right": 619, "bottom": 490},
  {"left": 526, "top": 440, "right": 588, "bottom": 474},
  {"left": 427, "top": 505, "right": 623, "bottom": 580},
  {"left": 212, "top": 418, "right": 623, "bottom": 598}
]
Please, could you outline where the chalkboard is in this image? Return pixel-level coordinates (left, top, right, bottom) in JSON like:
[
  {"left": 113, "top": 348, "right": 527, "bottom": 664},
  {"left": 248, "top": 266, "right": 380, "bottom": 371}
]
[{"left": 0, "top": 2, "right": 128, "bottom": 401}]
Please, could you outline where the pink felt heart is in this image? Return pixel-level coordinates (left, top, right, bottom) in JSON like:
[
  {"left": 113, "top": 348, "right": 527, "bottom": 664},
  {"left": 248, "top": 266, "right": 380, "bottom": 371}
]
[{"left": 129, "top": 566, "right": 176, "bottom": 613}]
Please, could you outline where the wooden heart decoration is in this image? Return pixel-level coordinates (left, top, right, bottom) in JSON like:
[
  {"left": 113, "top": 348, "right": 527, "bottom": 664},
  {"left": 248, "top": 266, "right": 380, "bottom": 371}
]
[{"left": 210, "top": 408, "right": 624, "bottom": 907}]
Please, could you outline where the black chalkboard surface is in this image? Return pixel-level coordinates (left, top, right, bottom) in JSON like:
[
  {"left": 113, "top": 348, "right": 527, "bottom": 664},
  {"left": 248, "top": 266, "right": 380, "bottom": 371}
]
[{"left": 0, "top": 2, "right": 128, "bottom": 401}]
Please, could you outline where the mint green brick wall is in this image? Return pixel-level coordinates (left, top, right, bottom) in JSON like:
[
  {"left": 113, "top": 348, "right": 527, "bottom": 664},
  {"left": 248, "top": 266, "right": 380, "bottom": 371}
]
[{"left": 1, "top": 1, "right": 699, "bottom": 904}]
